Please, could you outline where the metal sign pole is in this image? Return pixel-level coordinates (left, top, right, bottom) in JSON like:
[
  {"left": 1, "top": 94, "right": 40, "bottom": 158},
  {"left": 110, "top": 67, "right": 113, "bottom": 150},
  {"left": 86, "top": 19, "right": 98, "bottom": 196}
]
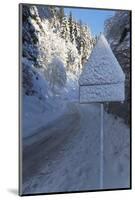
[{"left": 100, "top": 103, "right": 104, "bottom": 189}]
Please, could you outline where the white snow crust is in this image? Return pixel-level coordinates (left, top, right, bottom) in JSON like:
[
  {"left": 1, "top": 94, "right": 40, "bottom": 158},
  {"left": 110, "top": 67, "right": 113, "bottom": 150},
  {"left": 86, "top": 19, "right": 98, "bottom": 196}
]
[
  {"left": 79, "top": 34, "right": 125, "bottom": 85},
  {"left": 80, "top": 83, "right": 125, "bottom": 103}
]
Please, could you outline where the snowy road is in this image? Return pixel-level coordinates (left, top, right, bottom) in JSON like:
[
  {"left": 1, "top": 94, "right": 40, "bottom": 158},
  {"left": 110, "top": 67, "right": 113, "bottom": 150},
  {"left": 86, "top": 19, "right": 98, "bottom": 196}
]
[{"left": 22, "top": 103, "right": 130, "bottom": 194}]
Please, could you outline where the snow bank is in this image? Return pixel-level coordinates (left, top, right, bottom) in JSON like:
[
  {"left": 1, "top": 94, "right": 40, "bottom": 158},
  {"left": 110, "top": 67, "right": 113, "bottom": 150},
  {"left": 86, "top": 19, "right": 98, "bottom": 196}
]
[{"left": 22, "top": 95, "right": 67, "bottom": 138}]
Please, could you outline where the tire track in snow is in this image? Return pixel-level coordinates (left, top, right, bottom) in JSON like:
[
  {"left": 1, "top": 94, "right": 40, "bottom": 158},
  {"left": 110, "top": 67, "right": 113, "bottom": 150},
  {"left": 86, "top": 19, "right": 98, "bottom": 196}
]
[{"left": 22, "top": 103, "right": 81, "bottom": 192}]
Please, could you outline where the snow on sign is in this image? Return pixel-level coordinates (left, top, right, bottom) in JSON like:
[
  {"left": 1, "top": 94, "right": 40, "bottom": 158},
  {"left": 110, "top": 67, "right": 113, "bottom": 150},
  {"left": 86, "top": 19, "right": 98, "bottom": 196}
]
[{"left": 79, "top": 34, "right": 125, "bottom": 103}]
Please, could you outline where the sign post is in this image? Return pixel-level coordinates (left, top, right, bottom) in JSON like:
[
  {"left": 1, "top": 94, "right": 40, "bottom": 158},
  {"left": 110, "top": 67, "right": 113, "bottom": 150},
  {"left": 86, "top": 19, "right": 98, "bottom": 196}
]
[
  {"left": 100, "top": 103, "right": 104, "bottom": 188},
  {"left": 79, "top": 34, "right": 125, "bottom": 189}
]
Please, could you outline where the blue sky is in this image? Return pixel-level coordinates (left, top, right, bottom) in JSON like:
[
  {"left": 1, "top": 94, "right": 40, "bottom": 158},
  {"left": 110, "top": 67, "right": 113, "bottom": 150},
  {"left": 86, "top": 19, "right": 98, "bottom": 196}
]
[{"left": 64, "top": 8, "right": 115, "bottom": 36}]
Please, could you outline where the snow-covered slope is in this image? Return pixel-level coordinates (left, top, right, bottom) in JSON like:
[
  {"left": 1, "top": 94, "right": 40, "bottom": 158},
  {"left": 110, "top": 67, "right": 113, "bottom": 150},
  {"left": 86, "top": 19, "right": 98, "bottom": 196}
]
[
  {"left": 22, "top": 95, "right": 67, "bottom": 138},
  {"left": 21, "top": 5, "right": 95, "bottom": 138}
]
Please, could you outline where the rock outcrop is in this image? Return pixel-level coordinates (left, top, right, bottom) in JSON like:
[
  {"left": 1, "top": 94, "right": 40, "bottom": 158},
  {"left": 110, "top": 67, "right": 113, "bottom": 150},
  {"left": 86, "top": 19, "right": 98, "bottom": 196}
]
[{"left": 104, "top": 11, "right": 131, "bottom": 125}]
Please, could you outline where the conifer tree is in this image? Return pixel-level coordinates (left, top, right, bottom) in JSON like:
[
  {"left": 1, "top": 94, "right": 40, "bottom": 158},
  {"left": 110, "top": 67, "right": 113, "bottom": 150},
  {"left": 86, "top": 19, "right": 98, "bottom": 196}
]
[
  {"left": 60, "top": 15, "right": 70, "bottom": 42},
  {"left": 59, "top": 7, "right": 64, "bottom": 25},
  {"left": 68, "top": 12, "right": 74, "bottom": 43}
]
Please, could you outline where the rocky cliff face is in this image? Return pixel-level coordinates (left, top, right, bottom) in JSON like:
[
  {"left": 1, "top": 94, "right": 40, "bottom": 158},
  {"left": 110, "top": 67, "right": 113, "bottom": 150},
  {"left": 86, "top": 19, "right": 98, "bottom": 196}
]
[{"left": 104, "top": 11, "right": 131, "bottom": 125}]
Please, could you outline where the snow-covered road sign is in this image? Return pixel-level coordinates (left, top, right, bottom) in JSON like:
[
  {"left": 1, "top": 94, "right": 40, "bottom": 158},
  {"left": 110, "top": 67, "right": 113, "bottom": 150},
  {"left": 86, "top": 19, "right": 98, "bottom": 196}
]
[{"left": 79, "top": 34, "right": 125, "bottom": 103}]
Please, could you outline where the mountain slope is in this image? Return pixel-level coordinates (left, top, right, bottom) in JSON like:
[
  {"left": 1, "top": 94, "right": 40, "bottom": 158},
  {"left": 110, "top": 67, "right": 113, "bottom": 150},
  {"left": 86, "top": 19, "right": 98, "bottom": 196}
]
[
  {"left": 104, "top": 11, "right": 131, "bottom": 125},
  {"left": 21, "top": 5, "right": 95, "bottom": 138}
]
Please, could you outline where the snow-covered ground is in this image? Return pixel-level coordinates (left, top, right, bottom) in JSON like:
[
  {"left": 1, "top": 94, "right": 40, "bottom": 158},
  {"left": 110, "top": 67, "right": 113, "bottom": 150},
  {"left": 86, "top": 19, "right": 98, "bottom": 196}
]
[
  {"left": 22, "top": 71, "right": 79, "bottom": 139},
  {"left": 22, "top": 95, "right": 67, "bottom": 138},
  {"left": 22, "top": 102, "right": 130, "bottom": 194}
]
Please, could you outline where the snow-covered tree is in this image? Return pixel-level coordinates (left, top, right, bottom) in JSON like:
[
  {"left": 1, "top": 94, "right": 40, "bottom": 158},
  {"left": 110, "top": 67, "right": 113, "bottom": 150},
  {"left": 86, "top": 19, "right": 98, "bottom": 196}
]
[
  {"left": 68, "top": 12, "right": 75, "bottom": 44},
  {"left": 47, "top": 57, "right": 67, "bottom": 92},
  {"left": 22, "top": 4, "right": 95, "bottom": 98},
  {"left": 60, "top": 15, "right": 70, "bottom": 42},
  {"left": 59, "top": 7, "right": 64, "bottom": 24},
  {"left": 81, "top": 25, "right": 93, "bottom": 64}
]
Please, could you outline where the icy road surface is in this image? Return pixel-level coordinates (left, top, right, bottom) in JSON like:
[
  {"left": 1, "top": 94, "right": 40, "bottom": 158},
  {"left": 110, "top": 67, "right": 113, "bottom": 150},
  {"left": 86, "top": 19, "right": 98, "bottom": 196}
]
[{"left": 22, "top": 103, "right": 130, "bottom": 194}]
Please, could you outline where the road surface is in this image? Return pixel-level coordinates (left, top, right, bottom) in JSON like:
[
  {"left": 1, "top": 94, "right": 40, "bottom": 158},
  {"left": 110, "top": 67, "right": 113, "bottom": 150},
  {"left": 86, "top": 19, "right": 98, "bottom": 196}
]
[{"left": 22, "top": 103, "right": 130, "bottom": 194}]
